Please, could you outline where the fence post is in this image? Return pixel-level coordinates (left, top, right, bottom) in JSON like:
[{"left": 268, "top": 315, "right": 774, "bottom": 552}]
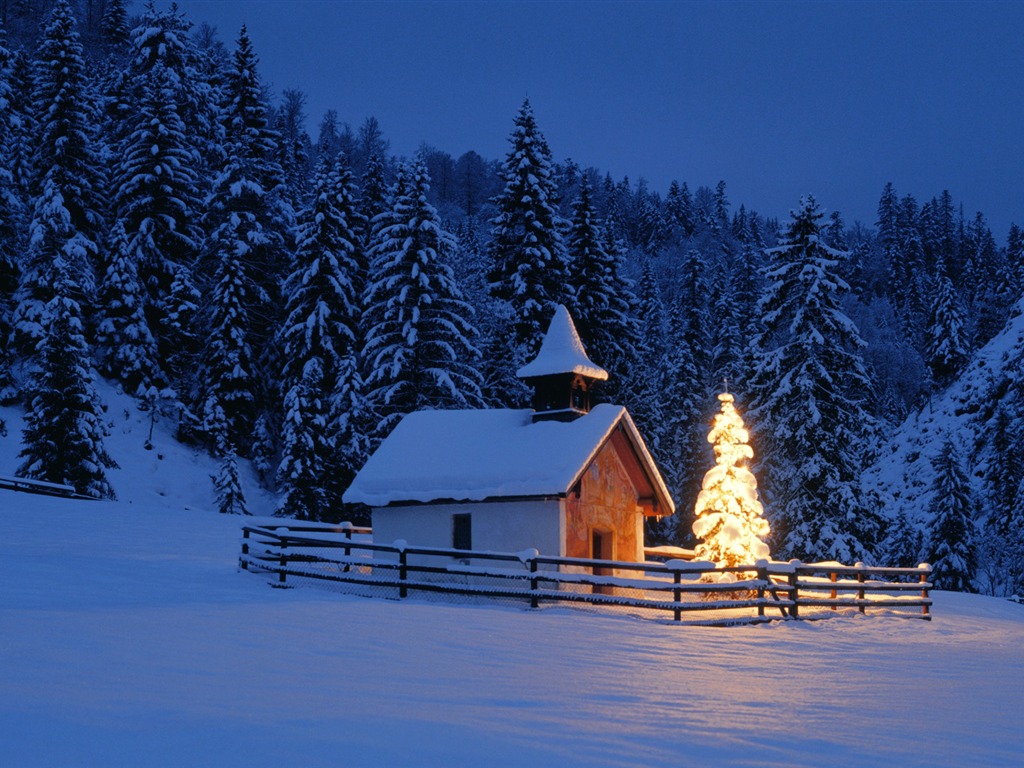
[
  {"left": 856, "top": 563, "right": 866, "bottom": 614},
  {"left": 674, "top": 569, "right": 682, "bottom": 622},
  {"left": 530, "top": 558, "right": 539, "bottom": 609},
  {"left": 241, "top": 528, "right": 250, "bottom": 570},
  {"left": 278, "top": 538, "right": 288, "bottom": 586},
  {"left": 830, "top": 571, "right": 838, "bottom": 610},
  {"left": 920, "top": 565, "right": 930, "bottom": 620},
  {"left": 399, "top": 547, "right": 408, "bottom": 599},
  {"left": 342, "top": 522, "right": 352, "bottom": 573},
  {"left": 789, "top": 562, "right": 800, "bottom": 619},
  {"left": 756, "top": 563, "right": 766, "bottom": 618}
]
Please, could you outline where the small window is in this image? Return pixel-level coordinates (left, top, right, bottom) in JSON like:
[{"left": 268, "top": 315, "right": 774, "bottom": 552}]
[{"left": 452, "top": 513, "right": 472, "bottom": 551}]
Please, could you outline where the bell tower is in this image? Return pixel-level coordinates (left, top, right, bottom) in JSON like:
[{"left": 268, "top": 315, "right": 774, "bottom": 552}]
[{"left": 516, "top": 305, "right": 609, "bottom": 422}]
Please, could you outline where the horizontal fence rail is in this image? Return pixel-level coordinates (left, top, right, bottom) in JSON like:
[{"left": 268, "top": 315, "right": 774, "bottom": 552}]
[{"left": 239, "top": 522, "right": 932, "bottom": 626}]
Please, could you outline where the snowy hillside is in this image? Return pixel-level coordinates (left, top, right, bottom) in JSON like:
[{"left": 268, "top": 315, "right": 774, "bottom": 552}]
[
  {"left": 3, "top": 397, "right": 1024, "bottom": 766},
  {"left": 865, "top": 298, "right": 1024, "bottom": 524},
  {"left": 0, "top": 378, "right": 276, "bottom": 516}
]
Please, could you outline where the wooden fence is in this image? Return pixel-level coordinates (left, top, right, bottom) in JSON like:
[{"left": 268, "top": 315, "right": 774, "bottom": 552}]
[
  {"left": 239, "top": 521, "right": 932, "bottom": 625},
  {"left": 0, "top": 474, "right": 94, "bottom": 500}
]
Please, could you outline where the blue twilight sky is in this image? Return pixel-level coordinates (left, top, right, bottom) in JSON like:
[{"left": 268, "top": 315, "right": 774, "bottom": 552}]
[{"left": 170, "top": 0, "right": 1023, "bottom": 237}]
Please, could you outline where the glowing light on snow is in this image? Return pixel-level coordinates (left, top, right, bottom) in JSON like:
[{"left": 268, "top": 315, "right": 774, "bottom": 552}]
[{"left": 692, "top": 393, "right": 770, "bottom": 569}]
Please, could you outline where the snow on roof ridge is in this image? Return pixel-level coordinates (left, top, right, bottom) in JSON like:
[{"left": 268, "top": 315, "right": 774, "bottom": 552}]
[
  {"left": 516, "top": 304, "right": 609, "bottom": 380},
  {"left": 344, "top": 404, "right": 646, "bottom": 507}
]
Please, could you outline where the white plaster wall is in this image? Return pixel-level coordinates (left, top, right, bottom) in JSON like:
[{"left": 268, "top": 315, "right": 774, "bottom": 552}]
[{"left": 372, "top": 499, "right": 565, "bottom": 556}]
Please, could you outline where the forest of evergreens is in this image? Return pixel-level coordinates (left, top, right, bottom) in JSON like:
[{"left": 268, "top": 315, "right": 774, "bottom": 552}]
[{"left": 1, "top": 1, "right": 1021, "bottom": 594}]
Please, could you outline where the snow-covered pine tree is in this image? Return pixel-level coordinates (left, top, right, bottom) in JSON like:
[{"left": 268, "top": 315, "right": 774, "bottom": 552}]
[
  {"left": 623, "top": 257, "right": 666, "bottom": 459},
  {"left": 199, "top": 234, "right": 260, "bottom": 451},
  {"left": 95, "top": 220, "right": 161, "bottom": 393},
  {"left": 330, "top": 351, "right": 373, "bottom": 522},
  {"left": 274, "top": 88, "right": 312, "bottom": 206},
  {"left": 750, "top": 196, "right": 882, "bottom": 562},
  {"left": 883, "top": 511, "right": 924, "bottom": 569},
  {"left": 565, "top": 174, "right": 638, "bottom": 391},
  {"left": 677, "top": 248, "right": 713, "bottom": 381},
  {"left": 214, "top": 444, "right": 248, "bottom": 515},
  {"left": 18, "top": 260, "right": 117, "bottom": 499},
  {"left": 198, "top": 26, "right": 293, "bottom": 448},
  {"left": 660, "top": 297, "right": 705, "bottom": 543},
  {"left": 0, "top": 31, "right": 24, "bottom": 398},
  {"left": 488, "top": 99, "right": 570, "bottom": 359},
  {"left": 99, "top": 0, "right": 130, "bottom": 52},
  {"left": 13, "top": 0, "right": 103, "bottom": 355},
  {"left": 925, "top": 265, "right": 969, "bottom": 389},
  {"left": 276, "top": 358, "right": 331, "bottom": 520},
  {"left": 363, "top": 156, "right": 482, "bottom": 438},
  {"left": 275, "top": 155, "right": 365, "bottom": 518},
  {"left": 924, "top": 438, "right": 977, "bottom": 592},
  {"left": 107, "top": 7, "right": 211, "bottom": 390},
  {"left": 203, "top": 24, "right": 292, "bottom": 336},
  {"left": 692, "top": 393, "right": 770, "bottom": 568},
  {"left": 279, "top": 156, "right": 363, "bottom": 387}
]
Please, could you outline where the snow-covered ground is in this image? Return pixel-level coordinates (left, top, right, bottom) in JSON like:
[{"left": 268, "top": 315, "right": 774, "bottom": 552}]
[{"left": 2, "top": 389, "right": 1023, "bottom": 766}]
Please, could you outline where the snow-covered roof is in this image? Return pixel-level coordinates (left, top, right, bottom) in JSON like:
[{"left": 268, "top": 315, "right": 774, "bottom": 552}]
[
  {"left": 516, "top": 305, "right": 609, "bottom": 381},
  {"left": 343, "top": 404, "right": 672, "bottom": 512}
]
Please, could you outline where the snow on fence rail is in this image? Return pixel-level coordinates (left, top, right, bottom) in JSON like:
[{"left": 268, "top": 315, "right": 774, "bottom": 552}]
[
  {"left": 0, "top": 474, "right": 94, "bottom": 500},
  {"left": 239, "top": 522, "right": 932, "bottom": 625}
]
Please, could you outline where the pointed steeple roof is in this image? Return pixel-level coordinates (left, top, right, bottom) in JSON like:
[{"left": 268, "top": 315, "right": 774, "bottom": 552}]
[{"left": 516, "top": 305, "right": 609, "bottom": 381}]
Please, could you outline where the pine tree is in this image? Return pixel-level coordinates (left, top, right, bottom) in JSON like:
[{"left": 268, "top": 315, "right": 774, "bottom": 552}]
[
  {"left": 692, "top": 393, "right": 770, "bottom": 567},
  {"left": 276, "top": 358, "right": 331, "bottom": 520},
  {"left": 99, "top": 0, "right": 130, "bottom": 51},
  {"left": 95, "top": 221, "right": 161, "bottom": 393},
  {"left": 0, "top": 31, "right": 24, "bottom": 396},
  {"left": 13, "top": 0, "right": 102, "bottom": 354},
  {"left": 275, "top": 88, "right": 312, "bottom": 205},
  {"left": 924, "top": 438, "right": 976, "bottom": 592},
  {"left": 279, "top": 156, "right": 363, "bottom": 387},
  {"left": 275, "top": 156, "right": 364, "bottom": 518},
  {"left": 199, "top": 240, "right": 260, "bottom": 450},
  {"left": 18, "top": 260, "right": 116, "bottom": 499},
  {"left": 750, "top": 196, "right": 881, "bottom": 562},
  {"left": 330, "top": 351, "right": 373, "bottom": 520},
  {"left": 488, "top": 99, "right": 570, "bottom": 357},
  {"left": 214, "top": 444, "right": 248, "bottom": 515},
  {"left": 926, "top": 267, "right": 969, "bottom": 388},
  {"left": 199, "top": 26, "right": 293, "bottom": 447},
  {"left": 565, "top": 174, "right": 638, "bottom": 386},
  {"left": 363, "top": 157, "right": 482, "bottom": 438},
  {"left": 622, "top": 257, "right": 666, "bottom": 458},
  {"left": 108, "top": 7, "right": 210, "bottom": 389}
]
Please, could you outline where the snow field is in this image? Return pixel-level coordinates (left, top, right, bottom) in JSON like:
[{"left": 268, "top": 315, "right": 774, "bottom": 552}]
[{"left": 2, "top": 387, "right": 1023, "bottom": 766}]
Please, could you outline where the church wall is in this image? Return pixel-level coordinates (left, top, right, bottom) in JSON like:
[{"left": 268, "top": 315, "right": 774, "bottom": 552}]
[{"left": 565, "top": 439, "right": 644, "bottom": 563}]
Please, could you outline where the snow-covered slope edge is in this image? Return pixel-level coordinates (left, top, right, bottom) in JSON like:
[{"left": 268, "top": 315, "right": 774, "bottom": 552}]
[
  {"left": 0, "top": 377, "right": 276, "bottom": 515},
  {"left": 865, "top": 297, "right": 1024, "bottom": 525}
]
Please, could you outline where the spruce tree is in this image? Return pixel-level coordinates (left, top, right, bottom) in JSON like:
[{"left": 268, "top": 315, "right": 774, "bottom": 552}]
[
  {"left": 565, "top": 174, "right": 638, "bottom": 387},
  {"left": 95, "top": 221, "right": 161, "bottom": 393},
  {"left": 276, "top": 359, "right": 331, "bottom": 520},
  {"left": 18, "top": 260, "right": 116, "bottom": 499},
  {"left": 107, "top": 6, "right": 211, "bottom": 390},
  {"left": 275, "top": 155, "right": 365, "bottom": 518},
  {"left": 750, "top": 196, "right": 881, "bottom": 562},
  {"left": 926, "top": 267, "right": 969, "bottom": 388},
  {"left": 0, "top": 31, "right": 24, "bottom": 397},
  {"left": 924, "top": 438, "right": 977, "bottom": 592},
  {"left": 488, "top": 99, "right": 570, "bottom": 357},
  {"left": 13, "top": 0, "right": 102, "bottom": 354},
  {"left": 363, "top": 157, "right": 482, "bottom": 438},
  {"left": 199, "top": 26, "right": 292, "bottom": 448}
]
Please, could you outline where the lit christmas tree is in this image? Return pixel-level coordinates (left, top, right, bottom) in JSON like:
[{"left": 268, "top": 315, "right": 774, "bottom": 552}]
[{"left": 692, "top": 393, "right": 771, "bottom": 568}]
